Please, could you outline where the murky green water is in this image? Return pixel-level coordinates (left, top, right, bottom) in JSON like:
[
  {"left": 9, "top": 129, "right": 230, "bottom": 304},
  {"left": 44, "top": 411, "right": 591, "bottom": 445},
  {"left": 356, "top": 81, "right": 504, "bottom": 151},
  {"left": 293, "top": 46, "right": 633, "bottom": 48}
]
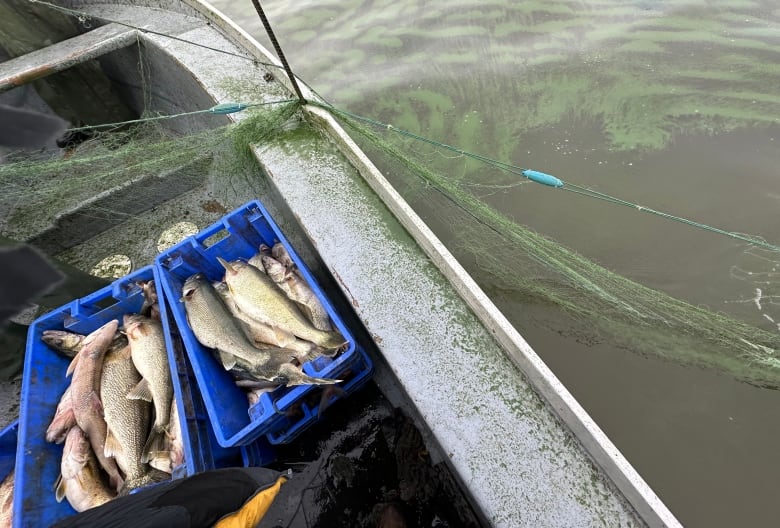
[{"left": 210, "top": 1, "right": 780, "bottom": 526}]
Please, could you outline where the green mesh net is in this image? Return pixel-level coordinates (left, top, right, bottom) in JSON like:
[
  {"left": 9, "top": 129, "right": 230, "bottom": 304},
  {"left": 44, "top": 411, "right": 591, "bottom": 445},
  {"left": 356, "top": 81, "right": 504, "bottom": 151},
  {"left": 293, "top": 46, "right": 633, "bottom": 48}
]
[{"left": 328, "top": 109, "right": 780, "bottom": 389}]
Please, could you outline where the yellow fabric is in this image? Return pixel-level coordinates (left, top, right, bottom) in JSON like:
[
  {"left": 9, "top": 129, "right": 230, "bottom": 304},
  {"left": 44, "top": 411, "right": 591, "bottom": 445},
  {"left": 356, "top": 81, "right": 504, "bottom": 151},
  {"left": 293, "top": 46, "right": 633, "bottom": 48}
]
[{"left": 213, "top": 476, "right": 287, "bottom": 528}]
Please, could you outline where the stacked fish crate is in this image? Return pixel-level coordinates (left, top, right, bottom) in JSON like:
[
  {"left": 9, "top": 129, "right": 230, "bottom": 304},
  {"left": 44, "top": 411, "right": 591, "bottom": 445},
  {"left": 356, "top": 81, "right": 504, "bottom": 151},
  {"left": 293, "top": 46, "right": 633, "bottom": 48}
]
[
  {"left": 13, "top": 200, "right": 372, "bottom": 526},
  {"left": 155, "top": 200, "right": 373, "bottom": 448}
]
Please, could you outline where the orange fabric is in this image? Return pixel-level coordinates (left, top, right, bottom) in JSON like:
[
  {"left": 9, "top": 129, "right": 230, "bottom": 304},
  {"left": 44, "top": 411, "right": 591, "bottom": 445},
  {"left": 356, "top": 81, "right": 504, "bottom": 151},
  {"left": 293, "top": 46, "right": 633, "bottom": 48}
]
[{"left": 213, "top": 476, "right": 287, "bottom": 528}]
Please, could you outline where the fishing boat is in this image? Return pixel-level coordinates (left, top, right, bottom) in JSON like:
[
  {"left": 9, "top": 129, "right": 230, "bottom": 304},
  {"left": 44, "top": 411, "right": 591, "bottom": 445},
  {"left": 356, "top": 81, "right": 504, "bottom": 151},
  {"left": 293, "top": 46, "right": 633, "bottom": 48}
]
[{"left": 0, "top": 1, "right": 683, "bottom": 526}]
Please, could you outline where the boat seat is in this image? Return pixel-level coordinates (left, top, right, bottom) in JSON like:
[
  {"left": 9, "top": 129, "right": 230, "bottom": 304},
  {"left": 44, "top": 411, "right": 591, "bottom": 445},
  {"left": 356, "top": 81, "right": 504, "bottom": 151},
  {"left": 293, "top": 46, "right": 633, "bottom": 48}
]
[{"left": 0, "top": 23, "right": 136, "bottom": 92}]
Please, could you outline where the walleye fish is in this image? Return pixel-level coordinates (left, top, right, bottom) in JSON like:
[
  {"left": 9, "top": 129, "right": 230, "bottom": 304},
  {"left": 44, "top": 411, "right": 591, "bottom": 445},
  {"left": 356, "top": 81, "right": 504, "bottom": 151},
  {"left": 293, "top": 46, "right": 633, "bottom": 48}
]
[
  {"left": 262, "top": 255, "right": 333, "bottom": 332},
  {"left": 183, "top": 274, "right": 340, "bottom": 386},
  {"left": 137, "top": 279, "right": 158, "bottom": 318},
  {"left": 55, "top": 427, "right": 115, "bottom": 512},
  {"left": 46, "top": 385, "right": 75, "bottom": 444},
  {"left": 246, "top": 244, "right": 271, "bottom": 272},
  {"left": 219, "top": 258, "right": 345, "bottom": 350},
  {"left": 150, "top": 400, "right": 184, "bottom": 474},
  {"left": 182, "top": 274, "right": 287, "bottom": 376},
  {"left": 42, "top": 329, "right": 127, "bottom": 360},
  {"left": 68, "top": 319, "right": 124, "bottom": 492},
  {"left": 213, "top": 280, "right": 297, "bottom": 348},
  {"left": 123, "top": 314, "right": 173, "bottom": 469},
  {"left": 259, "top": 256, "right": 294, "bottom": 297},
  {"left": 101, "top": 344, "right": 164, "bottom": 492},
  {"left": 213, "top": 280, "right": 321, "bottom": 361},
  {"left": 270, "top": 242, "right": 296, "bottom": 272},
  {"left": 168, "top": 400, "right": 184, "bottom": 471},
  {"left": 245, "top": 386, "right": 274, "bottom": 407},
  {"left": 0, "top": 469, "right": 13, "bottom": 528}
]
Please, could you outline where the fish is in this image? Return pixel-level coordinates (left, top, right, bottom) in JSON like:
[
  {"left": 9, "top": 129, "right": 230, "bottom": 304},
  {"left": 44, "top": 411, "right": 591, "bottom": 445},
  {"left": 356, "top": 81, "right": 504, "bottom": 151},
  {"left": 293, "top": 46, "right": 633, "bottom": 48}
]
[
  {"left": 182, "top": 274, "right": 341, "bottom": 386},
  {"left": 260, "top": 255, "right": 333, "bottom": 331},
  {"left": 55, "top": 427, "right": 115, "bottom": 512},
  {"left": 278, "top": 268, "right": 333, "bottom": 333},
  {"left": 68, "top": 319, "right": 124, "bottom": 492},
  {"left": 46, "top": 385, "right": 76, "bottom": 444},
  {"left": 246, "top": 244, "right": 271, "bottom": 272},
  {"left": 181, "top": 274, "right": 288, "bottom": 377},
  {"left": 0, "top": 468, "right": 13, "bottom": 528},
  {"left": 213, "top": 280, "right": 321, "bottom": 361},
  {"left": 259, "top": 255, "right": 295, "bottom": 297},
  {"left": 168, "top": 400, "right": 185, "bottom": 471},
  {"left": 218, "top": 258, "right": 345, "bottom": 350},
  {"left": 245, "top": 387, "right": 273, "bottom": 407},
  {"left": 137, "top": 280, "right": 158, "bottom": 319},
  {"left": 123, "top": 314, "right": 173, "bottom": 470},
  {"left": 213, "top": 280, "right": 297, "bottom": 348},
  {"left": 42, "top": 329, "right": 127, "bottom": 360},
  {"left": 100, "top": 344, "right": 163, "bottom": 492},
  {"left": 270, "top": 242, "right": 296, "bottom": 272},
  {"left": 148, "top": 399, "right": 183, "bottom": 475}
]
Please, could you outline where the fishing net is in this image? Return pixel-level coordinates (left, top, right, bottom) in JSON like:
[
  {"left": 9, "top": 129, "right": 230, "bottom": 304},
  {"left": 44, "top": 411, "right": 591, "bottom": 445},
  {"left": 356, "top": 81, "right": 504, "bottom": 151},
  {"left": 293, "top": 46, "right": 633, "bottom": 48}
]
[
  {"left": 326, "top": 108, "right": 780, "bottom": 389},
  {"left": 0, "top": 100, "right": 301, "bottom": 243}
]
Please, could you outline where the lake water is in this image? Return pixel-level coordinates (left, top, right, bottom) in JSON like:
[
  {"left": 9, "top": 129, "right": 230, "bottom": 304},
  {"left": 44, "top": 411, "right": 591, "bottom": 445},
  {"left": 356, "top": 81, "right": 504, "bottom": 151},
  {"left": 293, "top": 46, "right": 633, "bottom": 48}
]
[{"left": 209, "top": 1, "right": 780, "bottom": 526}]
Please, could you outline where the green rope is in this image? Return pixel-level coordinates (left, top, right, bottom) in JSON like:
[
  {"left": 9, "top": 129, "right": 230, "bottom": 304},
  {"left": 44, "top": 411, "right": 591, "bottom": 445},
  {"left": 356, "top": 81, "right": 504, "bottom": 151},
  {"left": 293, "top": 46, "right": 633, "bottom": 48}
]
[
  {"left": 65, "top": 100, "right": 297, "bottom": 133},
  {"left": 308, "top": 100, "right": 780, "bottom": 253}
]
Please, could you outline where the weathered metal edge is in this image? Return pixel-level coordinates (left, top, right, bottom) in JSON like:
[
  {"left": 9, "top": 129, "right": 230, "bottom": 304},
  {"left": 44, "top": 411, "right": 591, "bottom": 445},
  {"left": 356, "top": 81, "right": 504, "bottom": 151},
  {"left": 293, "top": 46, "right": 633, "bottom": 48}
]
[
  {"left": 179, "top": 2, "right": 683, "bottom": 526},
  {"left": 0, "top": 22, "right": 137, "bottom": 92}
]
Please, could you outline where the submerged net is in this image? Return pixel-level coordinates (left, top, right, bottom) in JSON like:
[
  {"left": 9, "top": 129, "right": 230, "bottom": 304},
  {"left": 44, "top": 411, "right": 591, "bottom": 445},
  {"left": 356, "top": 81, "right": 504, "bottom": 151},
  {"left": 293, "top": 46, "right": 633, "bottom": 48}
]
[{"left": 327, "top": 109, "right": 780, "bottom": 389}]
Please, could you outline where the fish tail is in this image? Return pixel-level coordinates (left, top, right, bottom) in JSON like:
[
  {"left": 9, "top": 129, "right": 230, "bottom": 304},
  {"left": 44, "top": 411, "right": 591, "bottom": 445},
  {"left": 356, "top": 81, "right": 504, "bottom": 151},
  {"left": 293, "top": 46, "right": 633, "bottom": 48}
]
[{"left": 141, "top": 425, "right": 168, "bottom": 464}]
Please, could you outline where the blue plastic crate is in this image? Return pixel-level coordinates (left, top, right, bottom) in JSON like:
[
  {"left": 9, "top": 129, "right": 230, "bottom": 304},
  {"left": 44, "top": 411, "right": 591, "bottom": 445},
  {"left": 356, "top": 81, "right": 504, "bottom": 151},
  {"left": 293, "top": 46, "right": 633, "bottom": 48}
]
[
  {"left": 155, "top": 279, "right": 275, "bottom": 471},
  {"left": 155, "top": 200, "right": 368, "bottom": 447},
  {"left": 0, "top": 420, "right": 18, "bottom": 485},
  {"left": 12, "top": 266, "right": 241, "bottom": 527}
]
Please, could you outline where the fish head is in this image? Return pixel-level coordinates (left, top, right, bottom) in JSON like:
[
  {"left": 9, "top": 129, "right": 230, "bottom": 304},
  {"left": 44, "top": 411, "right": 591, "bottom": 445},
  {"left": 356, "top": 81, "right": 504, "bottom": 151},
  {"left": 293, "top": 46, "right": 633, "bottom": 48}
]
[
  {"left": 260, "top": 255, "right": 286, "bottom": 280},
  {"left": 122, "top": 314, "right": 151, "bottom": 341},
  {"left": 182, "top": 273, "right": 208, "bottom": 302},
  {"left": 61, "top": 427, "right": 91, "bottom": 475},
  {"left": 41, "top": 330, "right": 83, "bottom": 353}
]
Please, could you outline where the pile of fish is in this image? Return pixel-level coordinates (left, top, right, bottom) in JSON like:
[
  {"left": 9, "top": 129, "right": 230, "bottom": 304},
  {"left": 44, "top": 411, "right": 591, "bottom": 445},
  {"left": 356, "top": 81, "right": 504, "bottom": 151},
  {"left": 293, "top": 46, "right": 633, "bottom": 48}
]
[
  {"left": 40, "top": 281, "right": 182, "bottom": 513},
  {"left": 181, "top": 243, "right": 347, "bottom": 407}
]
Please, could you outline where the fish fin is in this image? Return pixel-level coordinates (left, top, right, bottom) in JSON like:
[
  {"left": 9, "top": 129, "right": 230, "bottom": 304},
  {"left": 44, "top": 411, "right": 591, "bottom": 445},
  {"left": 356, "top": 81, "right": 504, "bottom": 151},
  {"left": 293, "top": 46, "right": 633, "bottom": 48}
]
[
  {"left": 273, "top": 326, "right": 296, "bottom": 347},
  {"left": 65, "top": 353, "right": 80, "bottom": 377},
  {"left": 322, "top": 332, "right": 348, "bottom": 352},
  {"left": 89, "top": 391, "right": 104, "bottom": 415},
  {"left": 141, "top": 426, "right": 168, "bottom": 464},
  {"left": 54, "top": 474, "right": 66, "bottom": 503},
  {"left": 217, "top": 350, "right": 237, "bottom": 370},
  {"left": 126, "top": 378, "right": 153, "bottom": 402},
  {"left": 148, "top": 452, "right": 173, "bottom": 474},
  {"left": 288, "top": 375, "right": 342, "bottom": 387},
  {"left": 104, "top": 427, "right": 122, "bottom": 459},
  {"left": 45, "top": 409, "right": 76, "bottom": 444},
  {"left": 217, "top": 256, "right": 236, "bottom": 275}
]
